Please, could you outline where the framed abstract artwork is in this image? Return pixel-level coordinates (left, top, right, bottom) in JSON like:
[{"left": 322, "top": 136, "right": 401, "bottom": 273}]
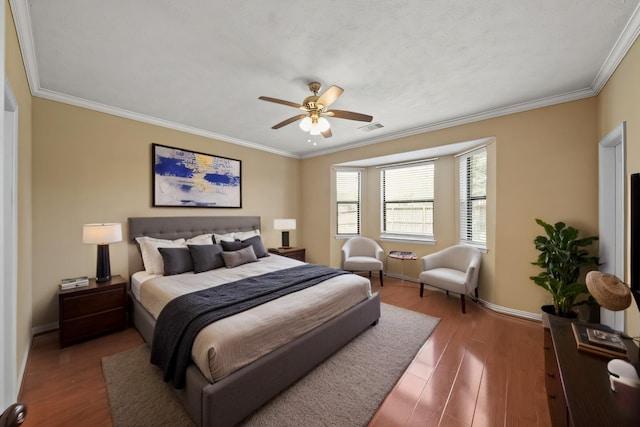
[{"left": 152, "top": 143, "right": 242, "bottom": 208}]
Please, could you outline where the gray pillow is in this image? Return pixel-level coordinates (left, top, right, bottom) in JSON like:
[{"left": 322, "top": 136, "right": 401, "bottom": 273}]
[
  {"left": 158, "top": 247, "right": 194, "bottom": 276},
  {"left": 188, "top": 244, "right": 225, "bottom": 273},
  {"left": 221, "top": 245, "right": 258, "bottom": 268},
  {"left": 221, "top": 236, "right": 268, "bottom": 258}
]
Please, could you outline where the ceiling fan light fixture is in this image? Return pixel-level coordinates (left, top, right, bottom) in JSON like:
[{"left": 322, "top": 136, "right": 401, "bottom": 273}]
[
  {"left": 309, "top": 126, "right": 321, "bottom": 135},
  {"left": 299, "top": 116, "right": 312, "bottom": 131},
  {"left": 317, "top": 117, "right": 330, "bottom": 132}
]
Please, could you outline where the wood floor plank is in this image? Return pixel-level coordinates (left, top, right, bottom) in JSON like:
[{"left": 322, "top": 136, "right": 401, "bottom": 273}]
[{"left": 18, "top": 278, "right": 550, "bottom": 427}]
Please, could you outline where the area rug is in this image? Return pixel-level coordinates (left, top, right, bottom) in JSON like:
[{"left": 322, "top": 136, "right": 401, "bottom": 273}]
[{"left": 102, "top": 303, "right": 439, "bottom": 427}]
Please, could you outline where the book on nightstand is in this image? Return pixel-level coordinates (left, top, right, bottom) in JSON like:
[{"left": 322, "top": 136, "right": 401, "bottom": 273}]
[
  {"left": 571, "top": 322, "right": 629, "bottom": 360},
  {"left": 59, "top": 276, "right": 89, "bottom": 290}
]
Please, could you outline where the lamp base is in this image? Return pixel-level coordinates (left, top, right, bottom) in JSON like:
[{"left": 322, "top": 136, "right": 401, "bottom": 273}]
[
  {"left": 96, "top": 244, "right": 112, "bottom": 283},
  {"left": 280, "top": 231, "right": 290, "bottom": 248}
]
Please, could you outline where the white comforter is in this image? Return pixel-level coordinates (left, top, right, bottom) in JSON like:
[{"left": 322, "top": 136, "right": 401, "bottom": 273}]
[{"left": 132, "top": 255, "right": 372, "bottom": 382}]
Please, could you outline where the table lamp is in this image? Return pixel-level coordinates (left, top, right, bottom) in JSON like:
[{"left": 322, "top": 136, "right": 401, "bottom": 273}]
[
  {"left": 83, "top": 223, "right": 122, "bottom": 282},
  {"left": 274, "top": 219, "right": 296, "bottom": 248}
]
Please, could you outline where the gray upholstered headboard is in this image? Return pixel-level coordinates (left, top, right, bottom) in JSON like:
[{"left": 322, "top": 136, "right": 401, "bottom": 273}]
[{"left": 127, "top": 216, "right": 261, "bottom": 277}]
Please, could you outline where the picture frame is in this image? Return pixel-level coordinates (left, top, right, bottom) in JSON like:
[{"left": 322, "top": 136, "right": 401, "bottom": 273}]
[{"left": 152, "top": 143, "right": 242, "bottom": 208}]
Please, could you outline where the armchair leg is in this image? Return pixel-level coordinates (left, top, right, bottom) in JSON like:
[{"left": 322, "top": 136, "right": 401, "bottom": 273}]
[
  {"left": 379, "top": 271, "right": 384, "bottom": 286},
  {"left": 368, "top": 271, "right": 372, "bottom": 278},
  {"left": 460, "top": 294, "right": 466, "bottom": 313},
  {"left": 420, "top": 283, "right": 424, "bottom": 297}
]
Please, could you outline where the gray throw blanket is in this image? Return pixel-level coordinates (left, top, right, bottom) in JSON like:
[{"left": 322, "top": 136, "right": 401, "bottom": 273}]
[{"left": 150, "top": 264, "right": 349, "bottom": 388}]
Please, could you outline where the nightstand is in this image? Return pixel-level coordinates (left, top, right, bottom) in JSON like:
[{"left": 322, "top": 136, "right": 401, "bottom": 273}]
[
  {"left": 268, "top": 247, "right": 306, "bottom": 262},
  {"left": 58, "top": 275, "right": 128, "bottom": 347}
]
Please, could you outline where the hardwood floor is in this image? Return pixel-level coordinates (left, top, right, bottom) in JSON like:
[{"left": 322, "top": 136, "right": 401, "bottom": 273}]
[{"left": 18, "top": 277, "right": 551, "bottom": 427}]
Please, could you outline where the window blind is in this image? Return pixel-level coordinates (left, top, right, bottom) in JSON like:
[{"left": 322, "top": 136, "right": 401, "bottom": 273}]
[
  {"left": 459, "top": 147, "right": 487, "bottom": 246},
  {"left": 336, "top": 170, "right": 360, "bottom": 235},
  {"left": 381, "top": 162, "right": 435, "bottom": 238}
]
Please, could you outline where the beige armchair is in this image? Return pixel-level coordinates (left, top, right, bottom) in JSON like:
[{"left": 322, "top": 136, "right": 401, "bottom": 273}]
[
  {"left": 341, "top": 237, "right": 385, "bottom": 286},
  {"left": 418, "top": 245, "right": 481, "bottom": 313}
]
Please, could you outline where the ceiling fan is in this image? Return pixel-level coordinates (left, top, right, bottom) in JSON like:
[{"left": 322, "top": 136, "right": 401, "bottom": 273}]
[{"left": 259, "top": 82, "right": 373, "bottom": 138}]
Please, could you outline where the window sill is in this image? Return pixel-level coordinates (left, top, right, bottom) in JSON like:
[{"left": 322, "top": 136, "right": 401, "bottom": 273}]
[
  {"left": 459, "top": 241, "right": 488, "bottom": 253},
  {"left": 380, "top": 236, "right": 436, "bottom": 245}
]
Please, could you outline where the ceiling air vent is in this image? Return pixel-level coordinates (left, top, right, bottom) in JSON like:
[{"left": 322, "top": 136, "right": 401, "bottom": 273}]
[{"left": 358, "top": 122, "right": 384, "bottom": 132}]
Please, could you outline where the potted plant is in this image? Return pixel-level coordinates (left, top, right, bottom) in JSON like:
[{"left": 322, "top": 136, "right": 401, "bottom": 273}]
[{"left": 530, "top": 218, "right": 599, "bottom": 320}]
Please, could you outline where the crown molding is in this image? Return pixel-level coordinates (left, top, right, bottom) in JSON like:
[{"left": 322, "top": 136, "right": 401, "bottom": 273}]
[
  {"left": 10, "top": 0, "right": 640, "bottom": 160},
  {"left": 302, "top": 87, "right": 596, "bottom": 159},
  {"left": 34, "top": 88, "right": 298, "bottom": 158},
  {"left": 591, "top": 2, "right": 640, "bottom": 93},
  {"left": 9, "top": 0, "right": 39, "bottom": 95}
]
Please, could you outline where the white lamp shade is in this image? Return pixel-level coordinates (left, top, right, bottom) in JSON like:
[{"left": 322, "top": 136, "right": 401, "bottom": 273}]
[
  {"left": 273, "top": 219, "right": 296, "bottom": 230},
  {"left": 83, "top": 223, "right": 123, "bottom": 244}
]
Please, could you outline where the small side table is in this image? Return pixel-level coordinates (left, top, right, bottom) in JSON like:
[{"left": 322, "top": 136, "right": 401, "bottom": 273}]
[
  {"left": 268, "top": 247, "right": 306, "bottom": 262},
  {"left": 387, "top": 251, "right": 417, "bottom": 284},
  {"left": 58, "top": 275, "right": 128, "bottom": 347}
]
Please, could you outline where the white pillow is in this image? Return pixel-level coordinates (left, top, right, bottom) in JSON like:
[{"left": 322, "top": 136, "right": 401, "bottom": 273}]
[
  {"left": 186, "top": 233, "right": 214, "bottom": 245},
  {"left": 234, "top": 229, "right": 260, "bottom": 241},
  {"left": 136, "top": 236, "right": 186, "bottom": 274},
  {"left": 213, "top": 232, "right": 236, "bottom": 243}
]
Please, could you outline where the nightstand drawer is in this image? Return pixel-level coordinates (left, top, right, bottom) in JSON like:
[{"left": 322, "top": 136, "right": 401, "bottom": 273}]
[
  {"left": 60, "top": 307, "right": 126, "bottom": 345},
  {"left": 268, "top": 247, "right": 306, "bottom": 262},
  {"left": 60, "top": 286, "right": 126, "bottom": 320}
]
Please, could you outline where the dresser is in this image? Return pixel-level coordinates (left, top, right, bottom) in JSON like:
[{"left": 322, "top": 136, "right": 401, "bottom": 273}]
[{"left": 545, "top": 315, "right": 640, "bottom": 426}]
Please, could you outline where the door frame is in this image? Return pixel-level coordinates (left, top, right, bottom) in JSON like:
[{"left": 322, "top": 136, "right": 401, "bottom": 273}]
[{"left": 598, "top": 122, "right": 626, "bottom": 331}]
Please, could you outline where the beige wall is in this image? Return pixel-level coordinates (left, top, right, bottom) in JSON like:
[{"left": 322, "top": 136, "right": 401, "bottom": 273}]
[
  {"left": 597, "top": 36, "right": 640, "bottom": 337},
  {"left": 302, "top": 98, "right": 599, "bottom": 315},
  {"left": 31, "top": 98, "right": 301, "bottom": 327},
  {"left": 9, "top": 3, "right": 640, "bottom": 336},
  {"left": 6, "top": 0, "right": 33, "bottom": 388}
]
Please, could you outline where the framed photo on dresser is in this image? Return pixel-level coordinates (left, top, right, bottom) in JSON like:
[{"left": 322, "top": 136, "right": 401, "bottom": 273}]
[{"left": 152, "top": 143, "right": 242, "bottom": 208}]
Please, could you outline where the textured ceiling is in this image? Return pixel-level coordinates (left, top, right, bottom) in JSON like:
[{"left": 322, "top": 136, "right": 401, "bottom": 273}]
[{"left": 10, "top": 0, "right": 640, "bottom": 158}]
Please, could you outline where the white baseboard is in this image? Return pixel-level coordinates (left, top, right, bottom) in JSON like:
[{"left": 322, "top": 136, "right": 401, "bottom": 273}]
[
  {"left": 17, "top": 339, "right": 31, "bottom": 398},
  {"left": 478, "top": 299, "right": 542, "bottom": 322},
  {"left": 384, "top": 275, "right": 542, "bottom": 322},
  {"left": 32, "top": 322, "right": 58, "bottom": 336},
  {"left": 384, "top": 273, "right": 418, "bottom": 283}
]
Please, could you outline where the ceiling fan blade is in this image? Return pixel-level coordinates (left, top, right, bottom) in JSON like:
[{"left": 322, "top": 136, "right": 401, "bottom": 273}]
[
  {"left": 321, "top": 128, "right": 332, "bottom": 138},
  {"left": 272, "top": 114, "right": 307, "bottom": 129},
  {"left": 259, "top": 96, "right": 306, "bottom": 110},
  {"left": 325, "top": 109, "right": 373, "bottom": 122},
  {"left": 316, "top": 85, "right": 344, "bottom": 109}
]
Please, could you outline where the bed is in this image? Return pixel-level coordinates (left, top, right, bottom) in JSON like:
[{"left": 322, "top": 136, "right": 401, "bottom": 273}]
[{"left": 127, "top": 216, "right": 381, "bottom": 427}]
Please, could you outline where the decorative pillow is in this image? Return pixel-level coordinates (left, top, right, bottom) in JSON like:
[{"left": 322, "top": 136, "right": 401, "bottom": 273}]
[
  {"left": 240, "top": 235, "right": 268, "bottom": 258},
  {"left": 213, "top": 232, "right": 236, "bottom": 243},
  {"left": 220, "top": 236, "right": 267, "bottom": 258},
  {"left": 135, "top": 236, "right": 186, "bottom": 274},
  {"left": 221, "top": 240, "right": 252, "bottom": 252},
  {"left": 186, "top": 233, "right": 214, "bottom": 245},
  {"left": 188, "top": 244, "right": 225, "bottom": 273},
  {"left": 234, "top": 229, "right": 260, "bottom": 241},
  {"left": 158, "top": 247, "right": 194, "bottom": 276},
  {"left": 221, "top": 245, "right": 258, "bottom": 268}
]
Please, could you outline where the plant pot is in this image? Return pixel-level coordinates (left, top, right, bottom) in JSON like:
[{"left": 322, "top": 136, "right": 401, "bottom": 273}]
[{"left": 541, "top": 304, "right": 578, "bottom": 328}]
